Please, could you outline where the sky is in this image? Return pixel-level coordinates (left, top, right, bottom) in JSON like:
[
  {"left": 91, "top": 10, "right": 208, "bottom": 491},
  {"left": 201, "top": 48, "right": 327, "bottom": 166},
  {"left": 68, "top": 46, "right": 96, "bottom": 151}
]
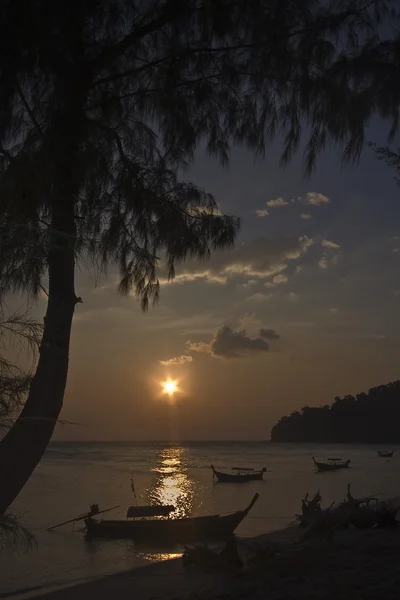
[{"left": 13, "top": 121, "right": 400, "bottom": 441}]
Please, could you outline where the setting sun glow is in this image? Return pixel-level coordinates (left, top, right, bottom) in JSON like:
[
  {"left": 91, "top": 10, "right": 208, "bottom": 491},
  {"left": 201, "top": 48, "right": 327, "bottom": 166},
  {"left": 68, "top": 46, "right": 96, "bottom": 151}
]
[{"left": 163, "top": 380, "right": 177, "bottom": 395}]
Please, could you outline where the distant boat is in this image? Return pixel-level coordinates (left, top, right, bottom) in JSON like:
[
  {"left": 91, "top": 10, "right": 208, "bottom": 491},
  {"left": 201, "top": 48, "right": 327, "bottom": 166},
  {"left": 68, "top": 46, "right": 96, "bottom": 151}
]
[
  {"left": 211, "top": 465, "right": 266, "bottom": 482},
  {"left": 312, "top": 457, "right": 351, "bottom": 472},
  {"left": 85, "top": 494, "right": 259, "bottom": 543},
  {"left": 378, "top": 450, "right": 394, "bottom": 458}
]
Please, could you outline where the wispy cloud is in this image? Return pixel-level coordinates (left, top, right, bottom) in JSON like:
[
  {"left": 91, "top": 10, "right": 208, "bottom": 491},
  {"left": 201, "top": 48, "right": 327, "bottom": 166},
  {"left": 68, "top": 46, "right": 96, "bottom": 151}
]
[
  {"left": 257, "top": 192, "right": 329, "bottom": 217},
  {"left": 160, "top": 236, "right": 313, "bottom": 286},
  {"left": 319, "top": 256, "right": 329, "bottom": 269},
  {"left": 159, "top": 355, "right": 193, "bottom": 366},
  {"left": 266, "top": 197, "right": 288, "bottom": 208},
  {"left": 319, "top": 253, "right": 340, "bottom": 269},
  {"left": 273, "top": 273, "right": 288, "bottom": 285},
  {"left": 322, "top": 239, "right": 340, "bottom": 249},
  {"left": 245, "top": 292, "right": 272, "bottom": 303},
  {"left": 237, "top": 313, "right": 262, "bottom": 330},
  {"left": 319, "top": 238, "right": 341, "bottom": 269},
  {"left": 305, "top": 192, "right": 330, "bottom": 205},
  {"left": 264, "top": 273, "right": 289, "bottom": 287},
  {"left": 159, "top": 271, "right": 227, "bottom": 285}
]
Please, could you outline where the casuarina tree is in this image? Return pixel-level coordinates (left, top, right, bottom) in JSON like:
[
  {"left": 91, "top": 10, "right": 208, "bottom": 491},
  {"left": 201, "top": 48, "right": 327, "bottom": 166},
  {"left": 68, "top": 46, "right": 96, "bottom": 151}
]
[{"left": 0, "top": 0, "right": 398, "bottom": 511}]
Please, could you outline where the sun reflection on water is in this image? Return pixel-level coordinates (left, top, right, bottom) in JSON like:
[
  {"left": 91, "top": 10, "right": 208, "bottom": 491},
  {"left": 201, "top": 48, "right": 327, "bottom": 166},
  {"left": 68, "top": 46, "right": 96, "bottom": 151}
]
[{"left": 148, "top": 447, "right": 194, "bottom": 519}]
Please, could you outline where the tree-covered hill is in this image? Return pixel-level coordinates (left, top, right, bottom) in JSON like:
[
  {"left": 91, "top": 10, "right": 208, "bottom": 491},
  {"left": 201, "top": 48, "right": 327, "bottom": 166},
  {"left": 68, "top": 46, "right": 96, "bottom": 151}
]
[{"left": 271, "top": 381, "right": 400, "bottom": 443}]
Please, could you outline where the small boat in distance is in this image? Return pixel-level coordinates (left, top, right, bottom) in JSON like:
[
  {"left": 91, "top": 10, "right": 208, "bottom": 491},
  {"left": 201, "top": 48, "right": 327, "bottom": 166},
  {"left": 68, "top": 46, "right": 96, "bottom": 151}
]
[
  {"left": 211, "top": 465, "right": 267, "bottom": 482},
  {"left": 85, "top": 494, "right": 260, "bottom": 543},
  {"left": 378, "top": 450, "right": 394, "bottom": 458},
  {"left": 312, "top": 457, "right": 351, "bottom": 472}
]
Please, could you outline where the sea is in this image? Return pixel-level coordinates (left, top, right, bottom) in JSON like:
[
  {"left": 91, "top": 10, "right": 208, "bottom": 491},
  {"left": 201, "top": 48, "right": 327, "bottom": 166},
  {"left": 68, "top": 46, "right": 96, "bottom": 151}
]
[{"left": 1, "top": 441, "right": 400, "bottom": 597}]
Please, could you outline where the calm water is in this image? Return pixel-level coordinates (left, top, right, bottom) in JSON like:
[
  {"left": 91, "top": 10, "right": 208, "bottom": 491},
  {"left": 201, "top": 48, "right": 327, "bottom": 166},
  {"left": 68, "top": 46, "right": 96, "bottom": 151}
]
[{"left": 1, "top": 441, "right": 400, "bottom": 596}]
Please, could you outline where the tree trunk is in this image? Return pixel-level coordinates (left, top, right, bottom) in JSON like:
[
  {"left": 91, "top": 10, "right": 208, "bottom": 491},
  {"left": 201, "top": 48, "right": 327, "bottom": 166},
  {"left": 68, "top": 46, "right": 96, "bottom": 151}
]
[{"left": 0, "top": 195, "right": 77, "bottom": 513}]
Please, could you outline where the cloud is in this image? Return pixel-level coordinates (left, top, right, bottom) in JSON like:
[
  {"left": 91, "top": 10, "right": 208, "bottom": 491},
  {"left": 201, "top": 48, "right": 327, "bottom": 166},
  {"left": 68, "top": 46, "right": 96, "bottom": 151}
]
[
  {"left": 159, "top": 355, "right": 193, "bottom": 366},
  {"left": 255, "top": 209, "right": 269, "bottom": 217},
  {"left": 237, "top": 313, "right": 262, "bottom": 330},
  {"left": 319, "top": 239, "right": 340, "bottom": 269},
  {"left": 319, "top": 253, "right": 340, "bottom": 269},
  {"left": 161, "top": 236, "right": 313, "bottom": 285},
  {"left": 245, "top": 292, "right": 272, "bottom": 303},
  {"left": 273, "top": 273, "right": 288, "bottom": 285},
  {"left": 322, "top": 239, "right": 340, "bottom": 249},
  {"left": 288, "top": 292, "right": 299, "bottom": 301},
  {"left": 186, "top": 341, "right": 211, "bottom": 354},
  {"left": 305, "top": 192, "right": 330, "bottom": 205},
  {"left": 300, "top": 213, "right": 312, "bottom": 220},
  {"left": 330, "top": 307, "right": 339, "bottom": 314},
  {"left": 260, "top": 328, "right": 280, "bottom": 340},
  {"left": 264, "top": 273, "right": 289, "bottom": 287},
  {"left": 187, "top": 326, "right": 271, "bottom": 358},
  {"left": 319, "top": 256, "right": 329, "bottom": 269},
  {"left": 266, "top": 197, "right": 288, "bottom": 208},
  {"left": 159, "top": 271, "right": 227, "bottom": 285}
]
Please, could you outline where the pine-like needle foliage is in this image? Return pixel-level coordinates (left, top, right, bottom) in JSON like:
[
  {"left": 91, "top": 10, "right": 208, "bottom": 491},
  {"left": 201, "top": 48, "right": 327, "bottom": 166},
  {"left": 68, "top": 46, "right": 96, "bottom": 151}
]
[
  {"left": 0, "top": 308, "right": 42, "bottom": 433},
  {"left": 0, "top": 0, "right": 398, "bottom": 306}
]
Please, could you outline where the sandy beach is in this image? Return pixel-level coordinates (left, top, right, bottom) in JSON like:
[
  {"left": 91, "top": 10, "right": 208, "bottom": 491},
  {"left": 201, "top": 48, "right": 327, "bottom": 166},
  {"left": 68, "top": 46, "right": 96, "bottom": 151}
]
[{"left": 23, "top": 523, "right": 400, "bottom": 600}]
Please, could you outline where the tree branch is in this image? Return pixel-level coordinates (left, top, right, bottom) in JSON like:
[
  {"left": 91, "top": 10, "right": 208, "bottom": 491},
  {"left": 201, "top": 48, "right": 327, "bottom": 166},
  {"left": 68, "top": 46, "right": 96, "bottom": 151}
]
[
  {"left": 92, "top": 42, "right": 255, "bottom": 87},
  {"left": 0, "top": 146, "right": 14, "bottom": 162},
  {"left": 91, "top": 0, "right": 188, "bottom": 69},
  {"left": 16, "top": 83, "right": 45, "bottom": 139}
]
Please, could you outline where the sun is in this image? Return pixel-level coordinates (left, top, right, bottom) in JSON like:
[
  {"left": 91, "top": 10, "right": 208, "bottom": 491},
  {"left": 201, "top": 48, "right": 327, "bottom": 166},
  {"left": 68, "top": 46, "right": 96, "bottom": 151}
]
[{"left": 162, "top": 380, "right": 177, "bottom": 395}]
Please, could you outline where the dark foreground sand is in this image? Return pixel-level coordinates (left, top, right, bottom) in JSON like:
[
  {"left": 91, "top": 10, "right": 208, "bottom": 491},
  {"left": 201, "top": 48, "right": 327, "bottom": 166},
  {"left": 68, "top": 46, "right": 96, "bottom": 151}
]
[{"left": 27, "top": 524, "right": 400, "bottom": 600}]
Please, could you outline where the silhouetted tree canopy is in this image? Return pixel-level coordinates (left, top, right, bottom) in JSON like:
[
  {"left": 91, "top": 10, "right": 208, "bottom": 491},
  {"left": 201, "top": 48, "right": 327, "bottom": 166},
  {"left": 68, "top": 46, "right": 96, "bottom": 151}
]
[
  {"left": 271, "top": 381, "right": 400, "bottom": 443},
  {"left": 0, "top": 308, "right": 42, "bottom": 434},
  {"left": 2, "top": 0, "right": 400, "bottom": 512},
  {"left": 1, "top": 0, "right": 400, "bottom": 305}
]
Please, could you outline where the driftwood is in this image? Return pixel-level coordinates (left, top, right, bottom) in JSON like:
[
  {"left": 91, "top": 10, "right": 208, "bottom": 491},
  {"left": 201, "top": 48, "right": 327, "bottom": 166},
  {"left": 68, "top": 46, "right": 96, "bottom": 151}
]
[
  {"left": 298, "top": 485, "right": 399, "bottom": 543},
  {"left": 183, "top": 538, "right": 243, "bottom": 571}
]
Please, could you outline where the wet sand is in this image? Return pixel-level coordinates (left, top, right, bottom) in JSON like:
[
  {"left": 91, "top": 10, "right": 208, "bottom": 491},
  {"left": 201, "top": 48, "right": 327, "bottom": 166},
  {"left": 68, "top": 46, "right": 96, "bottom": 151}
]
[{"left": 26, "top": 524, "right": 400, "bottom": 600}]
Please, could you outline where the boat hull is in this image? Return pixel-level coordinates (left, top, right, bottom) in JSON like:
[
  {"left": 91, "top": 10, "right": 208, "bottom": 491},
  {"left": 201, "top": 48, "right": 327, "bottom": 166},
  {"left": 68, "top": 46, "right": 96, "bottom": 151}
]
[
  {"left": 213, "top": 470, "right": 264, "bottom": 482},
  {"left": 85, "top": 493, "right": 259, "bottom": 543},
  {"left": 211, "top": 465, "right": 266, "bottom": 483},
  {"left": 313, "top": 458, "right": 350, "bottom": 472},
  {"left": 86, "top": 510, "right": 246, "bottom": 543}
]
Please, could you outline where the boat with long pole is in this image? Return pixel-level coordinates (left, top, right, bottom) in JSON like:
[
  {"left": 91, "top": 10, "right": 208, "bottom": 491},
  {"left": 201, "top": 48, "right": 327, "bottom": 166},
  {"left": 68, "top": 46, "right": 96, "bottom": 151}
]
[{"left": 84, "top": 493, "right": 259, "bottom": 543}]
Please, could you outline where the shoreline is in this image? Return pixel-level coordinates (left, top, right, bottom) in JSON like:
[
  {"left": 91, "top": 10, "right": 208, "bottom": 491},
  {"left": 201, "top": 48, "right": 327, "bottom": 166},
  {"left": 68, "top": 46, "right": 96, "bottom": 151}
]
[
  {"left": 8, "top": 525, "right": 300, "bottom": 600},
  {"left": 7, "top": 521, "right": 400, "bottom": 600}
]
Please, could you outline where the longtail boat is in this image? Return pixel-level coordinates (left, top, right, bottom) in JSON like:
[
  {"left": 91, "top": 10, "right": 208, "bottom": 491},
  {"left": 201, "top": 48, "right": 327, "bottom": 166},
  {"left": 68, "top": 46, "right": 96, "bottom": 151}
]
[
  {"left": 211, "top": 465, "right": 266, "bottom": 482},
  {"left": 378, "top": 450, "right": 394, "bottom": 458},
  {"left": 312, "top": 457, "right": 350, "bottom": 472},
  {"left": 85, "top": 493, "right": 259, "bottom": 543}
]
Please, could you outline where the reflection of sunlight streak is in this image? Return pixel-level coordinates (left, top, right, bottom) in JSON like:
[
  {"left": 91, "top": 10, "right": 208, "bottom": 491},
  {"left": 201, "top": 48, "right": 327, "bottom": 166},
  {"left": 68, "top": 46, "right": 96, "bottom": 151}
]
[
  {"left": 137, "top": 551, "right": 182, "bottom": 562},
  {"left": 147, "top": 447, "right": 195, "bottom": 519}
]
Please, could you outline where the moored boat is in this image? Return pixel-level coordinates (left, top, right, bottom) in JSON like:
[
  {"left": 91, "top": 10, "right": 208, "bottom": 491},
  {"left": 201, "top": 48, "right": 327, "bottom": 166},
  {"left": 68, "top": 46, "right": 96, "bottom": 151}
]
[
  {"left": 312, "top": 457, "right": 351, "bottom": 472},
  {"left": 378, "top": 450, "right": 394, "bottom": 458},
  {"left": 211, "top": 465, "right": 266, "bottom": 483},
  {"left": 85, "top": 493, "right": 259, "bottom": 543}
]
